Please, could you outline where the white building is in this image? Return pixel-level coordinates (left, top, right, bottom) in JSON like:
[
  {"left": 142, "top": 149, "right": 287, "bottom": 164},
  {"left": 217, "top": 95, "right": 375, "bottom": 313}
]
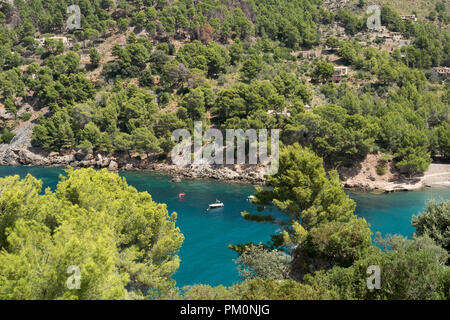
[
  {"left": 401, "top": 15, "right": 417, "bottom": 22},
  {"left": 332, "top": 66, "right": 348, "bottom": 82},
  {"left": 431, "top": 67, "right": 450, "bottom": 77},
  {"left": 36, "top": 36, "right": 73, "bottom": 48},
  {"left": 267, "top": 108, "right": 291, "bottom": 117}
]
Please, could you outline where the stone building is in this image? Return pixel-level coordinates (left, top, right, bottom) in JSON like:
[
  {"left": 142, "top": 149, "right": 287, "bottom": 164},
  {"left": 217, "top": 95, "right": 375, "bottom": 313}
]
[
  {"left": 36, "top": 36, "right": 73, "bottom": 48},
  {"left": 332, "top": 66, "right": 348, "bottom": 82}
]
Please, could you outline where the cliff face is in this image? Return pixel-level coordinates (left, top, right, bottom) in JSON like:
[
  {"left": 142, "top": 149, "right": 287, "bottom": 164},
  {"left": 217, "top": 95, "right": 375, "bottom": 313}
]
[
  {"left": 0, "top": 103, "right": 267, "bottom": 184},
  {"left": 0, "top": 115, "right": 36, "bottom": 166}
]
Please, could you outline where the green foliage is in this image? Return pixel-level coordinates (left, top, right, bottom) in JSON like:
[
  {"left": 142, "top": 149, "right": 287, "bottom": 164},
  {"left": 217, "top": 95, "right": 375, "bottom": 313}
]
[
  {"left": 304, "top": 219, "right": 373, "bottom": 268},
  {"left": 32, "top": 85, "right": 175, "bottom": 154},
  {"left": 0, "top": 0, "right": 446, "bottom": 170},
  {"left": 0, "top": 130, "right": 15, "bottom": 144},
  {"left": 88, "top": 48, "right": 101, "bottom": 67},
  {"left": 235, "top": 245, "right": 291, "bottom": 280},
  {"left": 229, "top": 39, "right": 244, "bottom": 65},
  {"left": 240, "top": 56, "right": 263, "bottom": 82},
  {"left": 241, "top": 211, "right": 275, "bottom": 223},
  {"left": 378, "top": 63, "right": 399, "bottom": 84},
  {"left": 0, "top": 0, "right": 449, "bottom": 301},
  {"left": 132, "top": 127, "right": 162, "bottom": 155},
  {"left": 139, "top": 68, "right": 154, "bottom": 87},
  {"left": 376, "top": 165, "right": 387, "bottom": 176},
  {"left": 177, "top": 41, "right": 229, "bottom": 78},
  {"left": 178, "top": 278, "right": 334, "bottom": 300},
  {"left": 254, "top": 143, "right": 356, "bottom": 229},
  {"left": 336, "top": 9, "right": 366, "bottom": 35},
  {"left": 237, "top": 279, "right": 333, "bottom": 300},
  {"left": 307, "top": 235, "right": 448, "bottom": 300},
  {"left": 288, "top": 104, "right": 375, "bottom": 165},
  {"left": 412, "top": 200, "right": 450, "bottom": 252},
  {"left": 312, "top": 61, "right": 335, "bottom": 82},
  {"left": 436, "top": 123, "right": 450, "bottom": 158},
  {"left": 20, "top": 112, "right": 32, "bottom": 122},
  {"left": 325, "top": 36, "right": 340, "bottom": 49},
  {"left": 179, "top": 284, "right": 239, "bottom": 300},
  {"left": 245, "top": 143, "right": 375, "bottom": 284},
  {"left": 32, "top": 111, "right": 76, "bottom": 151},
  {"left": 394, "top": 129, "right": 432, "bottom": 176},
  {"left": 0, "top": 168, "right": 184, "bottom": 299},
  {"left": 181, "top": 88, "right": 206, "bottom": 121}
]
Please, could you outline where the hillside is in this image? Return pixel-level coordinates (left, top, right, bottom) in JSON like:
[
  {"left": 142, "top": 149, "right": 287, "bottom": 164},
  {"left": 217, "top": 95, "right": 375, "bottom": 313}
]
[
  {"left": 0, "top": 0, "right": 449, "bottom": 303},
  {"left": 324, "top": 0, "right": 449, "bottom": 16},
  {"left": 0, "top": 0, "right": 448, "bottom": 189},
  {"left": 362, "top": 0, "right": 449, "bottom": 17}
]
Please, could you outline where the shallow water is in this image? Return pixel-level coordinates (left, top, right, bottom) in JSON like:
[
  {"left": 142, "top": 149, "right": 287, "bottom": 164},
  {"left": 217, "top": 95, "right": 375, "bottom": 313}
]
[{"left": 0, "top": 166, "right": 449, "bottom": 287}]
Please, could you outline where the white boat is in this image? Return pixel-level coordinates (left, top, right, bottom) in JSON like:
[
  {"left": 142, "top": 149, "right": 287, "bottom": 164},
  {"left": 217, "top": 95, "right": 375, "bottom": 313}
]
[
  {"left": 247, "top": 195, "right": 255, "bottom": 201},
  {"left": 208, "top": 200, "right": 224, "bottom": 210}
]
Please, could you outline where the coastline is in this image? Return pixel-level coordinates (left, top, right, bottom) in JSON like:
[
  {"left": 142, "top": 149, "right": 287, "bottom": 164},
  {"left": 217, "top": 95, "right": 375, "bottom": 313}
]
[
  {"left": 0, "top": 145, "right": 267, "bottom": 185},
  {"left": 0, "top": 143, "right": 449, "bottom": 191},
  {"left": 1, "top": 118, "right": 448, "bottom": 191},
  {"left": 338, "top": 154, "right": 450, "bottom": 193}
]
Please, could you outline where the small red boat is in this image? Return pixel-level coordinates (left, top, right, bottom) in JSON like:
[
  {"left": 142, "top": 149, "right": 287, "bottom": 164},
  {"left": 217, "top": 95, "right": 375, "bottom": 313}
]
[{"left": 178, "top": 193, "right": 186, "bottom": 199}]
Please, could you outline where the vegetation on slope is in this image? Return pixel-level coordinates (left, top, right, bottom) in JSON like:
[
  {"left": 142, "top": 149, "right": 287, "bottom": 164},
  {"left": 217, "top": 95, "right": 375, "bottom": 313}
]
[
  {"left": 0, "top": 0, "right": 449, "bottom": 300},
  {"left": 0, "top": 0, "right": 448, "bottom": 176}
]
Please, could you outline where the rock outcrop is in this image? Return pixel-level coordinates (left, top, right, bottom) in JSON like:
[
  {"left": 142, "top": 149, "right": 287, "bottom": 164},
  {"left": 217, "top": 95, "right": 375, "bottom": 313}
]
[
  {"left": 2, "top": 142, "right": 448, "bottom": 189},
  {"left": 0, "top": 141, "right": 266, "bottom": 184},
  {"left": 339, "top": 153, "right": 450, "bottom": 192}
]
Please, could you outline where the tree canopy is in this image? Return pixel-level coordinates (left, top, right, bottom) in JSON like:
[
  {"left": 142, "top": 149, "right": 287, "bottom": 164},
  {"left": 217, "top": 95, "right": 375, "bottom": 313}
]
[{"left": 0, "top": 168, "right": 184, "bottom": 299}]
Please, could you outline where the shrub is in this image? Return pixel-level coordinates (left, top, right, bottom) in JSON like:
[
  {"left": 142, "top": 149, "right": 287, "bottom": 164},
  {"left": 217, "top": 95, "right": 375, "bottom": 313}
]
[
  {"left": 20, "top": 112, "right": 32, "bottom": 122},
  {"left": 376, "top": 165, "right": 387, "bottom": 176},
  {"left": 241, "top": 211, "right": 275, "bottom": 223},
  {"left": 0, "top": 130, "right": 15, "bottom": 144}
]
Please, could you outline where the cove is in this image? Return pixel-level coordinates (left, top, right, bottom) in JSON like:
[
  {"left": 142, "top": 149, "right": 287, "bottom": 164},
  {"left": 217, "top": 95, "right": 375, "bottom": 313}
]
[{"left": 0, "top": 166, "right": 449, "bottom": 288}]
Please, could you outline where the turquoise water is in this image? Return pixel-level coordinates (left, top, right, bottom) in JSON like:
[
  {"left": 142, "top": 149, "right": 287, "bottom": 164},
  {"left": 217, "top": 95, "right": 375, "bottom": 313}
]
[{"left": 0, "top": 166, "right": 449, "bottom": 288}]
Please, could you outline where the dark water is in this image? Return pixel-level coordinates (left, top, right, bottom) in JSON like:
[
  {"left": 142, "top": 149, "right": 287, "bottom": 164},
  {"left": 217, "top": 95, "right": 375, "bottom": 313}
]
[{"left": 1, "top": 166, "right": 449, "bottom": 287}]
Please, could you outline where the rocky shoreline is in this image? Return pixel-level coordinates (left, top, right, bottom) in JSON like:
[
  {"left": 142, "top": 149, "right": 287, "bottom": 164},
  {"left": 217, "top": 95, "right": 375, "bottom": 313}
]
[
  {"left": 0, "top": 145, "right": 267, "bottom": 185},
  {"left": 0, "top": 119, "right": 267, "bottom": 184},
  {"left": 2, "top": 119, "right": 448, "bottom": 190},
  {"left": 0, "top": 142, "right": 448, "bottom": 191}
]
